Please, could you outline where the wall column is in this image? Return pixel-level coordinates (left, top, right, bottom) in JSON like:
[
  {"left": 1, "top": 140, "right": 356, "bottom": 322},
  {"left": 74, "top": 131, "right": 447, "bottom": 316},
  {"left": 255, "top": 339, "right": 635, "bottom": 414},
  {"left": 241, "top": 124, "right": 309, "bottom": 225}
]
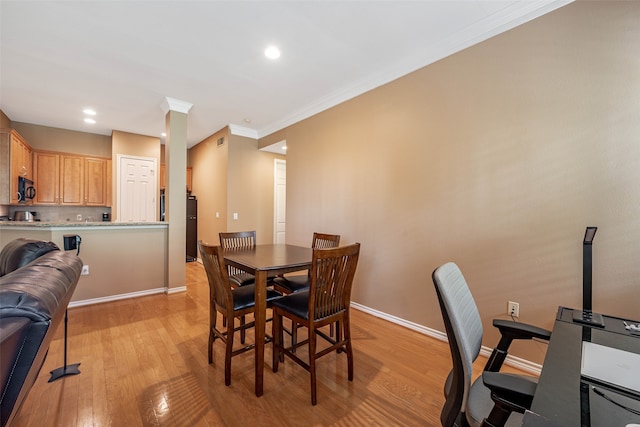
[{"left": 161, "top": 97, "right": 192, "bottom": 292}]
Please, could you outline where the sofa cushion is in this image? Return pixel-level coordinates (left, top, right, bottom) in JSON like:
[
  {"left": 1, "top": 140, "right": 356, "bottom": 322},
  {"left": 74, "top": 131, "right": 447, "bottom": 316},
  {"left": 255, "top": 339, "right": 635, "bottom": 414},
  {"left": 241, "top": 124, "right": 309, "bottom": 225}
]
[
  {"left": 0, "top": 251, "right": 82, "bottom": 322},
  {"left": 0, "top": 239, "right": 60, "bottom": 277}
]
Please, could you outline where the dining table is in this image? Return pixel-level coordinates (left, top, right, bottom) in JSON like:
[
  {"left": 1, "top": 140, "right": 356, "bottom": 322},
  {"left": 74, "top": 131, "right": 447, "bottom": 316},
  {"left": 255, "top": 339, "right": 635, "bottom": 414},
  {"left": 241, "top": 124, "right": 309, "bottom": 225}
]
[{"left": 222, "top": 243, "right": 312, "bottom": 397}]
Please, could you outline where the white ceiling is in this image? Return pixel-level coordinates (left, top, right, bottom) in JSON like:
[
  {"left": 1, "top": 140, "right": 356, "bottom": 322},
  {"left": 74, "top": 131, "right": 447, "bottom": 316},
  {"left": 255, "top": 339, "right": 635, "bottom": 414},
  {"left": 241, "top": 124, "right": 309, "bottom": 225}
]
[{"left": 0, "top": 1, "right": 570, "bottom": 149}]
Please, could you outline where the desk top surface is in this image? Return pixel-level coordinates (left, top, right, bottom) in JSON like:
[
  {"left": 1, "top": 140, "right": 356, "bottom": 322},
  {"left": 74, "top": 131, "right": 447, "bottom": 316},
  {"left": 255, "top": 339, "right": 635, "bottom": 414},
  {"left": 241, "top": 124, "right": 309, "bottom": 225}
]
[{"left": 529, "top": 307, "right": 640, "bottom": 426}]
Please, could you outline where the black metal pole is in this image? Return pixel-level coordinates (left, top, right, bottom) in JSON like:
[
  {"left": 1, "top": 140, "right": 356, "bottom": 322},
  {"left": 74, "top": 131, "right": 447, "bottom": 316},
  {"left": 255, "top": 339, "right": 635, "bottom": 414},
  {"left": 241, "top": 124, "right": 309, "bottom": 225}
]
[
  {"left": 583, "top": 237, "right": 593, "bottom": 312},
  {"left": 49, "top": 309, "right": 81, "bottom": 382}
]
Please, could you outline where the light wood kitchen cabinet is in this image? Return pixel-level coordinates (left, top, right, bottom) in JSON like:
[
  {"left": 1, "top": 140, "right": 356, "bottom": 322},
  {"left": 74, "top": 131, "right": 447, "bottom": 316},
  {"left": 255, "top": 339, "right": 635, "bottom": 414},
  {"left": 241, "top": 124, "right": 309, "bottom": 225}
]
[
  {"left": 0, "top": 129, "right": 33, "bottom": 205},
  {"left": 84, "top": 157, "right": 107, "bottom": 206},
  {"left": 61, "top": 155, "right": 84, "bottom": 205},
  {"left": 33, "top": 152, "right": 60, "bottom": 205},
  {"left": 33, "top": 151, "right": 109, "bottom": 206},
  {"left": 159, "top": 165, "right": 192, "bottom": 193}
]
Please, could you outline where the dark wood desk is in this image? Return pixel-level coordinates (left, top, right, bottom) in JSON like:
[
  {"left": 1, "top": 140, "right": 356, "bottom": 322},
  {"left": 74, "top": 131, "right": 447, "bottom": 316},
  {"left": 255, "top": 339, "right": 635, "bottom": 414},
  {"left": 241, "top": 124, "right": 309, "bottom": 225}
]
[
  {"left": 527, "top": 307, "right": 640, "bottom": 426},
  {"left": 223, "top": 244, "right": 312, "bottom": 397}
]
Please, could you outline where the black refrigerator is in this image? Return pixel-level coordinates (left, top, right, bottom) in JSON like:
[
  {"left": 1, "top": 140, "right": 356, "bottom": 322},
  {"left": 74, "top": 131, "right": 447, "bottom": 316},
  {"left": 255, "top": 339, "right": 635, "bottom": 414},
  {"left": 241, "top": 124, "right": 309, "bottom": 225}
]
[{"left": 186, "top": 195, "right": 197, "bottom": 262}]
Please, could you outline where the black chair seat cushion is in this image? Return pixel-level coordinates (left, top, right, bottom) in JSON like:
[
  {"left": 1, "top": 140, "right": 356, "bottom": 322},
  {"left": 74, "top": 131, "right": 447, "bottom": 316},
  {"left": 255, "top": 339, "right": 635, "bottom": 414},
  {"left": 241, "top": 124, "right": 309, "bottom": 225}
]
[
  {"left": 271, "top": 290, "right": 309, "bottom": 320},
  {"left": 229, "top": 272, "right": 255, "bottom": 287},
  {"left": 232, "top": 284, "right": 282, "bottom": 311},
  {"left": 273, "top": 275, "right": 310, "bottom": 293}
]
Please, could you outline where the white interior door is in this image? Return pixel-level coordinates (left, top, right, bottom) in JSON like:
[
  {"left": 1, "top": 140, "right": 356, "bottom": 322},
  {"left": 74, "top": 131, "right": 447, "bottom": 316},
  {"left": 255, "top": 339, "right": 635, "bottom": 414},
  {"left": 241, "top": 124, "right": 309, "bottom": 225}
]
[
  {"left": 117, "top": 155, "right": 157, "bottom": 222},
  {"left": 274, "top": 159, "right": 286, "bottom": 243}
]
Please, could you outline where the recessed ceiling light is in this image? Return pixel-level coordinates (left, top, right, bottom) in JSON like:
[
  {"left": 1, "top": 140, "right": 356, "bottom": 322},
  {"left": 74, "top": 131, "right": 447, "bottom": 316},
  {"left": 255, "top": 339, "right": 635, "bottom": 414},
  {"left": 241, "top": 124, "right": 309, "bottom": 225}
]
[
  {"left": 161, "top": 133, "right": 166, "bottom": 137},
  {"left": 265, "top": 46, "right": 281, "bottom": 60},
  {"left": 84, "top": 118, "right": 96, "bottom": 124},
  {"left": 83, "top": 108, "right": 96, "bottom": 115}
]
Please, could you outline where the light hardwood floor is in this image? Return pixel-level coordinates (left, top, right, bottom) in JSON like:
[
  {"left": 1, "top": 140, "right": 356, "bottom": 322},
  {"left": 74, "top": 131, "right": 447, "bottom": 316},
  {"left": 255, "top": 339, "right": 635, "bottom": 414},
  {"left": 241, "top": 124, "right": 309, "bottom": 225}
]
[{"left": 11, "top": 262, "right": 521, "bottom": 426}]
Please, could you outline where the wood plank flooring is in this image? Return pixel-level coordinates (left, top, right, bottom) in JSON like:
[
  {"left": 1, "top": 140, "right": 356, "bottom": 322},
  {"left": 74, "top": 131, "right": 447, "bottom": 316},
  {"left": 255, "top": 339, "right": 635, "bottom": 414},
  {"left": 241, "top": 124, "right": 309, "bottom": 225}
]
[{"left": 10, "top": 262, "right": 522, "bottom": 426}]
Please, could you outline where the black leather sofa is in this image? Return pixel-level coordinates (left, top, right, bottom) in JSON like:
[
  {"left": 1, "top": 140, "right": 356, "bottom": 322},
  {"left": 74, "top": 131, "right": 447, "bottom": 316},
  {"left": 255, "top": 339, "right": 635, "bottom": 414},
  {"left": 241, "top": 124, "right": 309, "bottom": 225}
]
[{"left": 0, "top": 238, "right": 82, "bottom": 427}]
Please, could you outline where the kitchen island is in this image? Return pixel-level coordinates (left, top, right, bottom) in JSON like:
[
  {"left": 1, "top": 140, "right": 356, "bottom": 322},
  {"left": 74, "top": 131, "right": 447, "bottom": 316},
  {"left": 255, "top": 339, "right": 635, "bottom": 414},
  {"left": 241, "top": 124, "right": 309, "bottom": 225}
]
[{"left": 0, "top": 221, "right": 171, "bottom": 305}]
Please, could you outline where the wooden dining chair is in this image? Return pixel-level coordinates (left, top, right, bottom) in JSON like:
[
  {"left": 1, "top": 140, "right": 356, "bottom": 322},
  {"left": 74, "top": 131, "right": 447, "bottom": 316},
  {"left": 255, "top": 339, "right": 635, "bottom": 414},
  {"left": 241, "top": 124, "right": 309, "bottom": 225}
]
[
  {"left": 198, "top": 240, "right": 282, "bottom": 386},
  {"left": 271, "top": 242, "right": 361, "bottom": 405},
  {"left": 219, "top": 231, "right": 257, "bottom": 288},
  {"left": 273, "top": 232, "right": 341, "bottom": 294},
  {"left": 273, "top": 232, "right": 341, "bottom": 347}
]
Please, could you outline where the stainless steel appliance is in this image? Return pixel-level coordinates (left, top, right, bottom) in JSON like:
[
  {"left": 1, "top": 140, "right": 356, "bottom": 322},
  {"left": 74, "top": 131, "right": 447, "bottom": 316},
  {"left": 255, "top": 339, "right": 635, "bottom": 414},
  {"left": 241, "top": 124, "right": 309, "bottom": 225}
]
[{"left": 13, "top": 211, "right": 37, "bottom": 222}]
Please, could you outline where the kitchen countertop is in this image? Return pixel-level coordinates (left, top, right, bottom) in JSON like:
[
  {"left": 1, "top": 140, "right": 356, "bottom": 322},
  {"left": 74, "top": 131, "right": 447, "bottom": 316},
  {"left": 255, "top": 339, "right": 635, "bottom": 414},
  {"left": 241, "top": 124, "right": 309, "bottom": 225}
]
[{"left": 0, "top": 221, "right": 167, "bottom": 227}]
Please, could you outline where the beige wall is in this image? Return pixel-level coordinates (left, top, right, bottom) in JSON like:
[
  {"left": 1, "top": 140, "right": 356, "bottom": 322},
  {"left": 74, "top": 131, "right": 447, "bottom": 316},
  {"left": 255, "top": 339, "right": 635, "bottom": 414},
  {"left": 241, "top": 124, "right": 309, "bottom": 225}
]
[
  {"left": 190, "top": 129, "right": 284, "bottom": 246},
  {"left": 111, "top": 130, "right": 161, "bottom": 221},
  {"left": 189, "top": 128, "right": 228, "bottom": 245},
  {"left": 12, "top": 121, "right": 111, "bottom": 157},
  {"left": 227, "top": 133, "right": 284, "bottom": 244},
  {"left": 261, "top": 1, "right": 640, "bottom": 364},
  {"left": 0, "top": 110, "right": 11, "bottom": 129},
  {"left": 0, "top": 226, "right": 166, "bottom": 302}
]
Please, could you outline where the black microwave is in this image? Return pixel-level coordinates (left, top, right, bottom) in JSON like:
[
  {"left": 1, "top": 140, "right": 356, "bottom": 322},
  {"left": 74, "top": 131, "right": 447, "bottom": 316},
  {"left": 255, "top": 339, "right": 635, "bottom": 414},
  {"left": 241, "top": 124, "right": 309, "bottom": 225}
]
[{"left": 18, "top": 176, "right": 36, "bottom": 202}]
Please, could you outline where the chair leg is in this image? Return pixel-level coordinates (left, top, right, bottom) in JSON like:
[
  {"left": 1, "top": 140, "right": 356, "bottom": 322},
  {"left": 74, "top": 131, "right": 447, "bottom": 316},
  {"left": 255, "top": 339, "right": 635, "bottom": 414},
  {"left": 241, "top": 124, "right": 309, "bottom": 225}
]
[
  {"left": 309, "top": 327, "right": 318, "bottom": 406},
  {"left": 272, "top": 312, "right": 282, "bottom": 372},
  {"left": 240, "top": 315, "right": 246, "bottom": 344},
  {"left": 343, "top": 316, "right": 353, "bottom": 381},
  {"left": 209, "top": 308, "right": 218, "bottom": 364},
  {"left": 225, "top": 317, "right": 234, "bottom": 386},
  {"left": 208, "top": 329, "right": 214, "bottom": 364},
  {"left": 291, "top": 320, "right": 297, "bottom": 354}
]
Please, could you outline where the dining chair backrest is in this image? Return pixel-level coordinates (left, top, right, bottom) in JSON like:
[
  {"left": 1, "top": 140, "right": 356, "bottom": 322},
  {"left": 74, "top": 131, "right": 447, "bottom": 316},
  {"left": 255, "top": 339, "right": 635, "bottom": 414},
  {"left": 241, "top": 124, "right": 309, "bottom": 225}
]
[
  {"left": 309, "top": 243, "right": 360, "bottom": 321},
  {"left": 198, "top": 241, "right": 233, "bottom": 314},
  {"left": 219, "top": 231, "right": 257, "bottom": 286},
  {"left": 311, "top": 232, "right": 341, "bottom": 249},
  {"left": 219, "top": 231, "right": 256, "bottom": 250}
]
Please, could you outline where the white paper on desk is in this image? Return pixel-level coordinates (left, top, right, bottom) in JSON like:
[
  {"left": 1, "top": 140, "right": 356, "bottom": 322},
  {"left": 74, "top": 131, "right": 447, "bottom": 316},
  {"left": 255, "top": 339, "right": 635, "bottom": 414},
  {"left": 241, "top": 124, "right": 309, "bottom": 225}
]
[{"left": 581, "top": 341, "right": 640, "bottom": 393}]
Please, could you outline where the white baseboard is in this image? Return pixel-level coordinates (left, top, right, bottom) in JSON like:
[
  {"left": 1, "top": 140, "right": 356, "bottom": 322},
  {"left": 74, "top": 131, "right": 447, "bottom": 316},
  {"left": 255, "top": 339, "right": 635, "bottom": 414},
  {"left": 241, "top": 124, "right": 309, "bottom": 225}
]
[
  {"left": 69, "top": 286, "right": 186, "bottom": 308},
  {"left": 350, "top": 301, "right": 542, "bottom": 376}
]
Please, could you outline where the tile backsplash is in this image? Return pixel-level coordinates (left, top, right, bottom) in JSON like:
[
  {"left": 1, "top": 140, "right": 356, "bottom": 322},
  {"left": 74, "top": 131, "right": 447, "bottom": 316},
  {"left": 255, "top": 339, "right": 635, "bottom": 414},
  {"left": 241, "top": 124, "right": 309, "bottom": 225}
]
[{"left": 4, "top": 205, "right": 111, "bottom": 222}]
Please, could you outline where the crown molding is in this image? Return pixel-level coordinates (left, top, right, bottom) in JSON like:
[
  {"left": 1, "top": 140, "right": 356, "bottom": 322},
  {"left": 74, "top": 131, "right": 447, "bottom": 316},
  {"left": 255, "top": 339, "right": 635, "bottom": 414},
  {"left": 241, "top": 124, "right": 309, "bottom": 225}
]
[
  {"left": 229, "top": 123, "right": 259, "bottom": 139},
  {"left": 160, "top": 97, "right": 193, "bottom": 115},
  {"left": 256, "top": 0, "right": 572, "bottom": 139}
]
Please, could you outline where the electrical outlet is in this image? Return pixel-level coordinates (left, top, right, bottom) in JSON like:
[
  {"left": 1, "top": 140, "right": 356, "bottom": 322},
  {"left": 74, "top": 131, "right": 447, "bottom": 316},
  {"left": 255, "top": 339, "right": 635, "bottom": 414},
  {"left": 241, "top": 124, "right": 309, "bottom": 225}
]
[
  {"left": 508, "top": 301, "right": 520, "bottom": 318},
  {"left": 76, "top": 214, "right": 82, "bottom": 221},
  {"left": 81, "top": 265, "right": 89, "bottom": 275}
]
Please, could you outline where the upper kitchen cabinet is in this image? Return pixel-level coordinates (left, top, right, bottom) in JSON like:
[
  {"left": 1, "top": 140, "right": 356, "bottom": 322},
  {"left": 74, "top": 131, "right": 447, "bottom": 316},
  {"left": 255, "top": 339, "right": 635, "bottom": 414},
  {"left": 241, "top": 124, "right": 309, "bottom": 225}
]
[
  {"left": 84, "top": 157, "right": 108, "bottom": 206},
  {"left": 33, "top": 151, "right": 110, "bottom": 206},
  {"left": 0, "top": 129, "right": 33, "bottom": 205},
  {"left": 32, "top": 151, "right": 60, "bottom": 205}
]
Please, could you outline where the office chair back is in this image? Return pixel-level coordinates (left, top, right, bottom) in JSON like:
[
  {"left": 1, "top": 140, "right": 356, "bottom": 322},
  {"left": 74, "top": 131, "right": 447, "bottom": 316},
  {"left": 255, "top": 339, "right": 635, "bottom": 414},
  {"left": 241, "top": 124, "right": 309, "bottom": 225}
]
[{"left": 432, "top": 262, "right": 484, "bottom": 426}]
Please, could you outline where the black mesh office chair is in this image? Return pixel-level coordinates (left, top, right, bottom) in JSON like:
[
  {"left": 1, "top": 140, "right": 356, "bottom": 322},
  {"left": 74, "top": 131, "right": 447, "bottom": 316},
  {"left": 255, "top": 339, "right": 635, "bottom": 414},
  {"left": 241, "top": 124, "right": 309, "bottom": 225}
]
[{"left": 432, "top": 262, "right": 551, "bottom": 427}]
